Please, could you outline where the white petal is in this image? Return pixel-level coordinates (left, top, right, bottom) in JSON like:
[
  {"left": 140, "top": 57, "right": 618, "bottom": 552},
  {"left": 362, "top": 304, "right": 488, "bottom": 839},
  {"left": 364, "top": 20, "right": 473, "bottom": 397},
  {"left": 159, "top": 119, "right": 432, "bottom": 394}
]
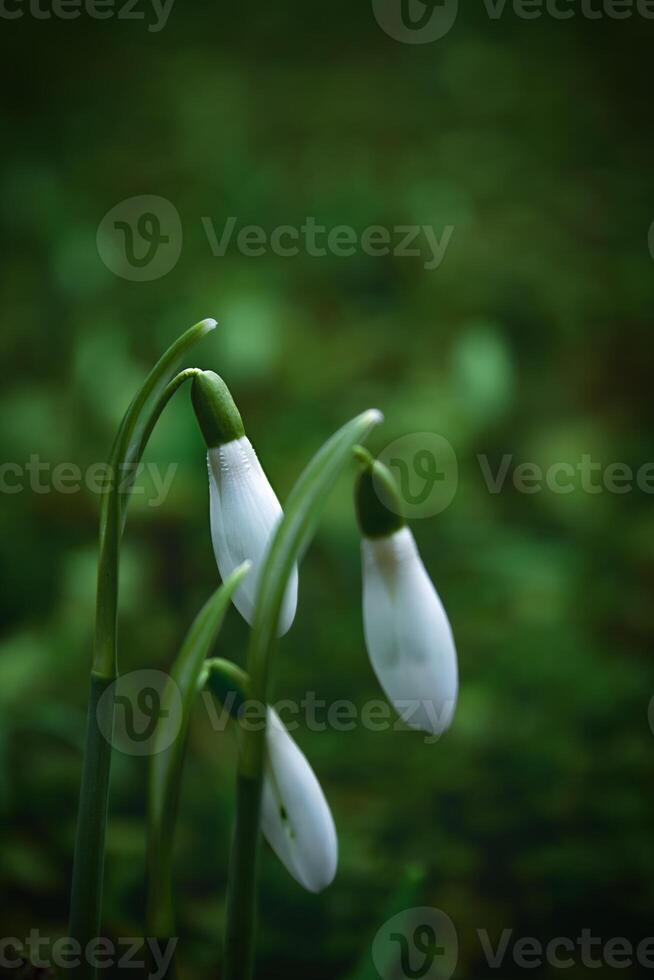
[
  {"left": 362, "top": 527, "right": 458, "bottom": 735},
  {"left": 261, "top": 709, "right": 338, "bottom": 893},
  {"left": 207, "top": 438, "right": 298, "bottom": 635}
]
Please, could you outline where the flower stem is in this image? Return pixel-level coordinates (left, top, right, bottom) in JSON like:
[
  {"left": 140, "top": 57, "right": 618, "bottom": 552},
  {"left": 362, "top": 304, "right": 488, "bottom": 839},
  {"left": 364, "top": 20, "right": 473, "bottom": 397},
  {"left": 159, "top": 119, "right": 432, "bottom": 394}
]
[
  {"left": 145, "top": 568, "right": 250, "bottom": 959},
  {"left": 222, "top": 772, "right": 263, "bottom": 980},
  {"left": 67, "top": 671, "right": 114, "bottom": 966},
  {"left": 222, "top": 409, "right": 383, "bottom": 980},
  {"left": 67, "top": 320, "right": 216, "bottom": 976}
]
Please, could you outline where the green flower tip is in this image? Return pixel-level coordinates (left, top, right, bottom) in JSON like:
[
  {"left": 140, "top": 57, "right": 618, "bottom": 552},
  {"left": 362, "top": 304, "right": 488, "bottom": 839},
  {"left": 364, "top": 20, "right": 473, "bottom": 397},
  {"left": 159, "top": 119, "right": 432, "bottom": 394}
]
[
  {"left": 204, "top": 657, "right": 248, "bottom": 720},
  {"left": 191, "top": 370, "right": 245, "bottom": 448},
  {"left": 199, "top": 317, "right": 218, "bottom": 334},
  {"left": 355, "top": 452, "right": 405, "bottom": 539}
]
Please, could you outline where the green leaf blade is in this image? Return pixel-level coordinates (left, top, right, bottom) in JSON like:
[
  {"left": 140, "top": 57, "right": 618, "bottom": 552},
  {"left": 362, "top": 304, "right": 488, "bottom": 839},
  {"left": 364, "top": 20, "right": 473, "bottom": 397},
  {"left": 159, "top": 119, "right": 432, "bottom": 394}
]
[
  {"left": 249, "top": 408, "right": 383, "bottom": 709},
  {"left": 147, "top": 562, "right": 250, "bottom": 939},
  {"left": 222, "top": 408, "right": 383, "bottom": 980},
  {"left": 94, "top": 318, "right": 216, "bottom": 678}
]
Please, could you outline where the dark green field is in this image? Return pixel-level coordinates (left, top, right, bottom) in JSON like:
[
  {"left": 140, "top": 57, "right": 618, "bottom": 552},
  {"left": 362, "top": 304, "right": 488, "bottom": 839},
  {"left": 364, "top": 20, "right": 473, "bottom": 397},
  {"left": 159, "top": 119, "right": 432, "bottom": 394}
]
[{"left": 1, "top": 4, "right": 653, "bottom": 977}]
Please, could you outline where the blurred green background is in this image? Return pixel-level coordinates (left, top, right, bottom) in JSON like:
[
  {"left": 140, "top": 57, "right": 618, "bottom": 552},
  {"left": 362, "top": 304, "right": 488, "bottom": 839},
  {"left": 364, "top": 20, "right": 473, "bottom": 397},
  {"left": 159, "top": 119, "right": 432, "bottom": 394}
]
[{"left": 1, "top": 3, "right": 653, "bottom": 978}]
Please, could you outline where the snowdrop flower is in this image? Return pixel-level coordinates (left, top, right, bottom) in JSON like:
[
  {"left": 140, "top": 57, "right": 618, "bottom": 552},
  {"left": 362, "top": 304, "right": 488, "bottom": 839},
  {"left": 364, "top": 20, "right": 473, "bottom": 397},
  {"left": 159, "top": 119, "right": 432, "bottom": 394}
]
[
  {"left": 354, "top": 451, "right": 458, "bottom": 736},
  {"left": 192, "top": 371, "right": 298, "bottom": 635},
  {"left": 261, "top": 708, "right": 338, "bottom": 893},
  {"left": 205, "top": 659, "right": 337, "bottom": 893}
]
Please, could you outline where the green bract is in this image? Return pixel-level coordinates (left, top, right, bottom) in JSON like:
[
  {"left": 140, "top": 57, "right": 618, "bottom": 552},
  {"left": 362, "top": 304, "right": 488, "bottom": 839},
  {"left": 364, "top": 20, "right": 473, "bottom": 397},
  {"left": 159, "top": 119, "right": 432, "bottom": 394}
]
[
  {"left": 354, "top": 448, "right": 405, "bottom": 539},
  {"left": 191, "top": 369, "right": 245, "bottom": 447},
  {"left": 204, "top": 657, "right": 248, "bottom": 718}
]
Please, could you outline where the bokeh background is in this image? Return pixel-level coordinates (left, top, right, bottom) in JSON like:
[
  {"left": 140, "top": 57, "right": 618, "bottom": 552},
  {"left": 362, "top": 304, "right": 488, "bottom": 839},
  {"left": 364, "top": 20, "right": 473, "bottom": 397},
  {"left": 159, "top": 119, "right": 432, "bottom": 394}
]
[{"left": 1, "top": 3, "right": 653, "bottom": 977}]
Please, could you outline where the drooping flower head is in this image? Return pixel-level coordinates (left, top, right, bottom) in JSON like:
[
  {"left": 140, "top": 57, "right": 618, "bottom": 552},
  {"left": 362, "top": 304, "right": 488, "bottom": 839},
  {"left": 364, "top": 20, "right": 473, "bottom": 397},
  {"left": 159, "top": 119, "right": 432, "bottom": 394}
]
[
  {"left": 192, "top": 371, "right": 298, "bottom": 635},
  {"left": 261, "top": 708, "right": 338, "bottom": 893},
  {"left": 205, "top": 659, "right": 337, "bottom": 893},
  {"left": 354, "top": 449, "right": 458, "bottom": 736}
]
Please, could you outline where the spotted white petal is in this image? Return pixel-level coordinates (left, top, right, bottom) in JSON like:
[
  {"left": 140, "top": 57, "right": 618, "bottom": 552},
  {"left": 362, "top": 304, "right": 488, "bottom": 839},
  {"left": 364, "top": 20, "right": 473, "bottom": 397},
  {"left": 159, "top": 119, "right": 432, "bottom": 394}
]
[
  {"left": 361, "top": 526, "right": 458, "bottom": 735},
  {"left": 208, "top": 438, "right": 298, "bottom": 635},
  {"left": 261, "top": 709, "right": 338, "bottom": 893}
]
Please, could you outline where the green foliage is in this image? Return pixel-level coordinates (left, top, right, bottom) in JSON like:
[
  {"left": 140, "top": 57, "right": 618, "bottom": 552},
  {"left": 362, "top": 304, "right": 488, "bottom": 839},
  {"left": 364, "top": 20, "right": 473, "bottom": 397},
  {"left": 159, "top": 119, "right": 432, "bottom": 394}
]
[
  {"left": 1, "top": 6, "right": 653, "bottom": 979},
  {"left": 147, "top": 566, "right": 250, "bottom": 942}
]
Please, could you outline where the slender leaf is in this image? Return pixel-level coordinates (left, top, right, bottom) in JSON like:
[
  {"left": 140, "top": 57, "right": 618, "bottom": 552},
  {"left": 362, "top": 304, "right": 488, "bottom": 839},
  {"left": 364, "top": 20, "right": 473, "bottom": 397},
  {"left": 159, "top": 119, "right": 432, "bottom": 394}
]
[
  {"left": 345, "top": 865, "right": 426, "bottom": 980},
  {"left": 223, "top": 407, "right": 383, "bottom": 980},
  {"left": 69, "top": 319, "right": 217, "bottom": 978},
  {"left": 248, "top": 408, "right": 383, "bottom": 719},
  {"left": 95, "top": 318, "right": 216, "bottom": 678},
  {"left": 147, "top": 563, "right": 250, "bottom": 941}
]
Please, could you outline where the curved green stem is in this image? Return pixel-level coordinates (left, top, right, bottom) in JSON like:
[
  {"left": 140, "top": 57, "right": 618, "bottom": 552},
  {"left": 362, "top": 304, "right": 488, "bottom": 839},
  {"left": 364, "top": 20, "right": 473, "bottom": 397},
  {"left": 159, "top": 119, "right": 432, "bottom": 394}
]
[
  {"left": 223, "top": 409, "right": 383, "bottom": 980},
  {"left": 130, "top": 367, "right": 203, "bottom": 506},
  {"left": 146, "top": 566, "right": 250, "bottom": 944},
  {"left": 94, "top": 323, "right": 215, "bottom": 678},
  {"left": 68, "top": 319, "right": 216, "bottom": 977}
]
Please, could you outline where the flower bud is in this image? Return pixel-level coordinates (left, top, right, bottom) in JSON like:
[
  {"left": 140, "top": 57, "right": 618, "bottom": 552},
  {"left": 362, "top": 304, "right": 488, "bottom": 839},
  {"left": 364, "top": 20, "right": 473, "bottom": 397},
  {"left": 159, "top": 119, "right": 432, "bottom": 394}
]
[
  {"left": 191, "top": 372, "right": 298, "bottom": 635},
  {"left": 205, "top": 659, "right": 338, "bottom": 893},
  {"left": 355, "top": 455, "right": 458, "bottom": 736},
  {"left": 262, "top": 709, "right": 337, "bottom": 893},
  {"left": 191, "top": 370, "right": 245, "bottom": 448}
]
